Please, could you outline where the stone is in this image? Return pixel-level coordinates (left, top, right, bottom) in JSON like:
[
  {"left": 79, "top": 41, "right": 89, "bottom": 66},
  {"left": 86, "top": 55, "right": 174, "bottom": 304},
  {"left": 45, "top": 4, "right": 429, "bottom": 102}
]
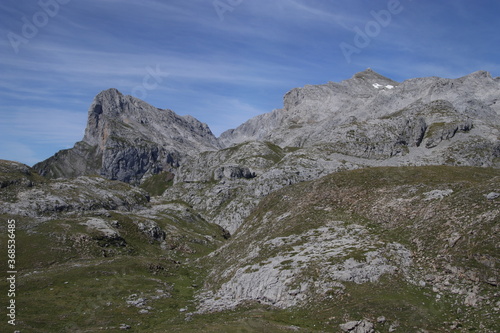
[
  {"left": 137, "top": 220, "right": 166, "bottom": 242},
  {"left": 340, "top": 321, "right": 359, "bottom": 332},
  {"left": 214, "top": 165, "right": 256, "bottom": 180},
  {"left": 485, "top": 192, "right": 500, "bottom": 200},
  {"left": 388, "top": 321, "right": 400, "bottom": 332},
  {"left": 464, "top": 286, "right": 480, "bottom": 307},
  {"left": 340, "top": 320, "right": 374, "bottom": 333},
  {"left": 423, "top": 189, "right": 453, "bottom": 201},
  {"left": 126, "top": 294, "right": 148, "bottom": 308}
]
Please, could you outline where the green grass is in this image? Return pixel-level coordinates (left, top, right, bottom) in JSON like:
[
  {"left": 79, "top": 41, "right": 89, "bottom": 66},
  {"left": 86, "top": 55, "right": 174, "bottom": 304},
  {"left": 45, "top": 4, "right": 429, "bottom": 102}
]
[
  {"left": 324, "top": 165, "right": 499, "bottom": 187},
  {"left": 8, "top": 257, "right": 196, "bottom": 332},
  {"left": 0, "top": 201, "right": 230, "bottom": 332},
  {"left": 139, "top": 172, "right": 175, "bottom": 196}
]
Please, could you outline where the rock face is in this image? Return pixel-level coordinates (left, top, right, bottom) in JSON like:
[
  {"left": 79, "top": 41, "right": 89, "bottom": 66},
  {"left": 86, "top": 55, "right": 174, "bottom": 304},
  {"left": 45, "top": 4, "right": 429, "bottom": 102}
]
[
  {"left": 0, "top": 164, "right": 150, "bottom": 220},
  {"left": 34, "top": 89, "right": 219, "bottom": 184},
  {"left": 198, "top": 220, "right": 413, "bottom": 312},
  {"left": 340, "top": 320, "right": 375, "bottom": 333},
  {"left": 221, "top": 69, "right": 500, "bottom": 165}
]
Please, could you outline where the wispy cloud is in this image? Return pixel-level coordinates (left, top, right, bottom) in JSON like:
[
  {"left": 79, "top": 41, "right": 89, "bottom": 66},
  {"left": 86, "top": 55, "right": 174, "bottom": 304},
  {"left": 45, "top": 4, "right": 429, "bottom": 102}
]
[
  {"left": 0, "top": 142, "right": 40, "bottom": 166},
  {"left": 0, "top": 106, "right": 86, "bottom": 144}
]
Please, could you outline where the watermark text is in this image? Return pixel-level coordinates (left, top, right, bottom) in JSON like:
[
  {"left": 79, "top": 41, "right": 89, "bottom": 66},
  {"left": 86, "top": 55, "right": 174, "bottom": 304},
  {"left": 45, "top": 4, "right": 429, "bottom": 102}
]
[
  {"left": 131, "top": 65, "right": 169, "bottom": 100},
  {"left": 340, "top": 0, "right": 405, "bottom": 64},
  {"left": 213, "top": 0, "right": 243, "bottom": 21},
  {"left": 7, "top": 0, "right": 72, "bottom": 54},
  {"left": 6, "top": 219, "right": 17, "bottom": 326}
]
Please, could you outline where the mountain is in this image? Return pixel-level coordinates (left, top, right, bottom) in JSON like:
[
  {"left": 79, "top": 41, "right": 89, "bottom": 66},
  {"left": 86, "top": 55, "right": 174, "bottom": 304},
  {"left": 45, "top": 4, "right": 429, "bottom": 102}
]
[
  {"left": 2, "top": 70, "right": 500, "bottom": 332},
  {"left": 35, "top": 70, "right": 500, "bottom": 188},
  {"left": 168, "top": 69, "right": 500, "bottom": 233},
  {"left": 221, "top": 69, "right": 500, "bottom": 164},
  {"left": 34, "top": 88, "right": 220, "bottom": 184}
]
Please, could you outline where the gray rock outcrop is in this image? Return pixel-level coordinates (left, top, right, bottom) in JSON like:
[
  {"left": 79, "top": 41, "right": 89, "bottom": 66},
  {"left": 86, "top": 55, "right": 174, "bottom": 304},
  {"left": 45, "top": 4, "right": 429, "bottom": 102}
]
[
  {"left": 0, "top": 174, "right": 150, "bottom": 219},
  {"left": 197, "top": 221, "right": 413, "bottom": 312},
  {"left": 34, "top": 89, "right": 220, "bottom": 184},
  {"left": 340, "top": 320, "right": 375, "bottom": 333}
]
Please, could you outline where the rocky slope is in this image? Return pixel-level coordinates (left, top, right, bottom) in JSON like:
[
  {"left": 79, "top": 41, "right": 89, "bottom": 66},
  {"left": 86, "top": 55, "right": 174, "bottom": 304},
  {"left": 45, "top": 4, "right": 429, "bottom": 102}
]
[
  {"left": 0, "top": 159, "right": 230, "bottom": 332},
  {"left": 195, "top": 166, "right": 500, "bottom": 332},
  {"left": 161, "top": 70, "right": 499, "bottom": 233},
  {"left": 0, "top": 163, "right": 148, "bottom": 221},
  {"left": 2, "top": 161, "right": 498, "bottom": 332},
  {"left": 221, "top": 69, "right": 500, "bottom": 163},
  {"left": 34, "top": 89, "right": 220, "bottom": 184}
]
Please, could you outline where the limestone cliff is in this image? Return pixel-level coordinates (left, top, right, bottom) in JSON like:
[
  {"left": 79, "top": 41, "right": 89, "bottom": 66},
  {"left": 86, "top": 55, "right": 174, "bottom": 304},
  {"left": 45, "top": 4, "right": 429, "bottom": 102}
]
[{"left": 34, "top": 89, "right": 219, "bottom": 184}]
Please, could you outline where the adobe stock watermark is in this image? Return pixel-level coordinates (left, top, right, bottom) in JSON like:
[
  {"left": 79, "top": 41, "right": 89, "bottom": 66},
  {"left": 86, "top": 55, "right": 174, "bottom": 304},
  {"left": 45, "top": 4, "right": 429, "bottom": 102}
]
[
  {"left": 131, "top": 65, "right": 169, "bottom": 100},
  {"left": 6, "top": 0, "right": 71, "bottom": 54},
  {"left": 6, "top": 219, "right": 17, "bottom": 327},
  {"left": 213, "top": 0, "right": 243, "bottom": 21},
  {"left": 340, "top": 0, "right": 407, "bottom": 64}
]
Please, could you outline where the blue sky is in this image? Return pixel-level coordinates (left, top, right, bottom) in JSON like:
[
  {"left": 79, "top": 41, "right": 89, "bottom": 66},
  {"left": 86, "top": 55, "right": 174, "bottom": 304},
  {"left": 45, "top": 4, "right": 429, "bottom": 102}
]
[{"left": 1, "top": 0, "right": 500, "bottom": 165}]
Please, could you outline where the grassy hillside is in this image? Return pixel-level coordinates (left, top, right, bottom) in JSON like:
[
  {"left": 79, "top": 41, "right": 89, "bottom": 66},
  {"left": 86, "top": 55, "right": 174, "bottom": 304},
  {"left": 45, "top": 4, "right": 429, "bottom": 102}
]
[
  {"left": 1, "top": 165, "right": 498, "bottom": 332},
  {"left": 198, "top": 166, "right": 499, "bottom": 332}
]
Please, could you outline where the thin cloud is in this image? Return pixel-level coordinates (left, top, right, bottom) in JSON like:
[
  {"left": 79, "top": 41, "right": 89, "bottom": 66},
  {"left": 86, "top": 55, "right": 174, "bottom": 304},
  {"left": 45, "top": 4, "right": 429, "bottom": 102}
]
[
  {"left": 0, "top": 107, "right": 86, "bottom": 144},
  {"left": 0, "top": 142, "right": 40, "bottom": 166}
]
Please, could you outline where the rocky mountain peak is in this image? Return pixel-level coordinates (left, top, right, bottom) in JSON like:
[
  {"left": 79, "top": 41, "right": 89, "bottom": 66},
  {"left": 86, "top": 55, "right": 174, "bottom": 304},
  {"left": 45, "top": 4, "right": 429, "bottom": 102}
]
[
  {"left": 465, "top": 70, "right": 492, "bottom": 79},
  {"left": 34, "top": 88, "right": 220, "bottom": 184},
  {"left": 35, "top": 70, "right": 500, "bottom": 185},
  {"left": 338, "top": 68, "right": 400, "bottom": 93},
  {"left": 84, "top": 88, "right": 218, "bottom": 149},
  {"left": 94, "top": 87, "right": 123, "bottom": 102},
  {"left": 350, "top": 68, "right": 398, "bottom": 85}
]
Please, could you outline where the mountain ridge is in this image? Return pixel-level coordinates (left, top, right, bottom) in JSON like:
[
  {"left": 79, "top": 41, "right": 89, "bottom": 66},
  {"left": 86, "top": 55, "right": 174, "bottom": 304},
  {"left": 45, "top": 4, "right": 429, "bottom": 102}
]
[
  {"left": 33, "top": 69, "right": 500, "bottom": 186},
  {"left": 220, "top": 69, "right": 500, "bottom": 149}
]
